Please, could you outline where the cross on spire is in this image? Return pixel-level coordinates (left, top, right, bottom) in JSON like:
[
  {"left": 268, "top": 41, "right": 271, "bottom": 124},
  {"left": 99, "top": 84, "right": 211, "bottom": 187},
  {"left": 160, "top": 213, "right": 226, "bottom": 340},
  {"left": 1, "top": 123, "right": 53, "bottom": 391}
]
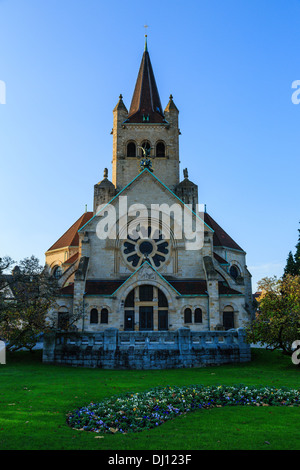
[{"left": 144, "top": 24, "right": 149, "bottom": 51}]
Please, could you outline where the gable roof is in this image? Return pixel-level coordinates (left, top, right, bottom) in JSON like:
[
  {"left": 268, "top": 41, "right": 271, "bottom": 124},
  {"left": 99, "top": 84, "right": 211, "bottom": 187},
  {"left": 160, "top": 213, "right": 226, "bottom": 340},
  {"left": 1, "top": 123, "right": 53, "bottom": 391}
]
[
  {"left": 204, "top": 212, "right": 244, "bottom": 252},
  {"left": 79, "top": 168, "right": 213, "bottom": 234},
  {"left": 46, "top": 212, "right": 93, "bottom": 252}
]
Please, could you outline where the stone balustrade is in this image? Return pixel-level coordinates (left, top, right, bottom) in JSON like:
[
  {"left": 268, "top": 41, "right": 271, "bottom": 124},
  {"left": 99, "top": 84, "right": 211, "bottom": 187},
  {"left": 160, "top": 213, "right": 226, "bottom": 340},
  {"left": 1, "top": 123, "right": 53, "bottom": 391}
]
[{"left": 43, "top": 328, "right": 251, "bottom": 369}]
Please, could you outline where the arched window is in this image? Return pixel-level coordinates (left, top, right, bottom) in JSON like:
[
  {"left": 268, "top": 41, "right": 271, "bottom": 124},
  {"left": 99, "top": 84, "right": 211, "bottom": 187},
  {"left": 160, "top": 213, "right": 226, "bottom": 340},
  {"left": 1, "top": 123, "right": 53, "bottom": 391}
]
[
  {"left": 223, "top": 306, "right": 235, "bottom": 330},
  {"left": 53, "top": 265, "right": 62, "bottom": 279},
  {"left": 158, "top": 290, "right": 168, "bottom": 307},
  {"left": 100, "top": 308, "right": 108, "bottom": 324},
  {"left": 230, "top": 265, "right": 240, "bottom": 280},
  {"left": 124, "top": 289, "right": 134, "bottom": 307},
  {"left": 127, "top": 142, "right": 136, "bottom": 157},
  {"left": 184, "top": 308, "right": 192, "bottom": 324},
  {"left": 90, "top": 308, "right": 98, "bottom": 324},
  {"left": 194, "top": 308, "right": 202, "bottom": 323},
  {"left": 156, "top": 142, "right": 165, "bottom": 157}
]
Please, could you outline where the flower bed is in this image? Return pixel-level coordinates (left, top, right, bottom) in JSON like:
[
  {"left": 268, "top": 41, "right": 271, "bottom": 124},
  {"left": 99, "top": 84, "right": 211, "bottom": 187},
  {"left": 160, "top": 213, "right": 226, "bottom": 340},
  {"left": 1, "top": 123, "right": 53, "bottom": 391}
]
[{"left": 66, "top": 384, "right": 300, "bottom": 434}]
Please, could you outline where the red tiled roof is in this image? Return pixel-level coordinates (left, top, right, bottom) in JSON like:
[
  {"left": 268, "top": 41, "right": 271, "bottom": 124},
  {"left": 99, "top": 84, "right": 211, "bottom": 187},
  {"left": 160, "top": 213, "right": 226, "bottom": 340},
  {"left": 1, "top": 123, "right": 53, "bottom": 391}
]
[
  {"left": 63, "top": 252, "right": 79, "bottom": 265},
  {"left": 204, "top": 213, "right": 244, "bottom": 252},
  {"left": 47, "top": 212, "right": 93, "bottom": 252}
]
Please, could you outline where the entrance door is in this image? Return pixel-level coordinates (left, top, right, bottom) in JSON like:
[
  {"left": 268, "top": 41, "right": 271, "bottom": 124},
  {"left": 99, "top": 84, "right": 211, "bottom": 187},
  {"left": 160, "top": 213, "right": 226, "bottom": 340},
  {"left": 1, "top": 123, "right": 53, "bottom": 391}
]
[
  {"left": 139, "top": 306, "right": 153, "bottom": 331},
  {"left": 124, "top": 310, "right": 134, "bottom": 331}
]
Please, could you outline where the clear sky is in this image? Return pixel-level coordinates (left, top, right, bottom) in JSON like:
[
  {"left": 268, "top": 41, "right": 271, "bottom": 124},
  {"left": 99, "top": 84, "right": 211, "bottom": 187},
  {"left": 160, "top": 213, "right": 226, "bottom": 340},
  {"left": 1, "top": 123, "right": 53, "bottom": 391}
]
[{"left": 0, "top": 0, "right": 299, "bottom": 290}]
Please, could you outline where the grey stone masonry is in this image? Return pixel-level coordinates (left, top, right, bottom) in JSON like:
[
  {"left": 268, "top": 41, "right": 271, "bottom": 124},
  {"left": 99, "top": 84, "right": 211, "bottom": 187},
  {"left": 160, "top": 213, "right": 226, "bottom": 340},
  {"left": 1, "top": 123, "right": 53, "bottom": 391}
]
[{"left": 42, "top": 328, "right": 251, "bottom": 369}]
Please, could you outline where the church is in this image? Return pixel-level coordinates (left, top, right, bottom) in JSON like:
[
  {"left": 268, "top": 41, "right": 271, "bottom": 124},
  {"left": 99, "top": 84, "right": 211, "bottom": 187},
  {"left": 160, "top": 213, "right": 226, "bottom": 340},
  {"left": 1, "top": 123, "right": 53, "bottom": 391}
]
[{"left": 43, "top": 39, "right": 252, "bottom": 368}]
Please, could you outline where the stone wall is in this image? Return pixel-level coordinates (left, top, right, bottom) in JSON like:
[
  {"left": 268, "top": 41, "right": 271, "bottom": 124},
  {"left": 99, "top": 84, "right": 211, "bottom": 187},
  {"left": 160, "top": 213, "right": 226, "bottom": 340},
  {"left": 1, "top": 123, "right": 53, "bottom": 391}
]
[{"left": 43, "top": 327, "right": 251, "bottom": 369}]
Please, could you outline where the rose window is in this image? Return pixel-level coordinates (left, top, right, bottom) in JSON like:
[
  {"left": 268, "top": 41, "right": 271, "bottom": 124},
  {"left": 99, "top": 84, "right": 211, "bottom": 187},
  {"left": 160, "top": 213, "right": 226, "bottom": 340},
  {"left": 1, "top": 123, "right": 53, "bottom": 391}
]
[{"left": 122, "top": 226, "right": 169, "bottom": 269}]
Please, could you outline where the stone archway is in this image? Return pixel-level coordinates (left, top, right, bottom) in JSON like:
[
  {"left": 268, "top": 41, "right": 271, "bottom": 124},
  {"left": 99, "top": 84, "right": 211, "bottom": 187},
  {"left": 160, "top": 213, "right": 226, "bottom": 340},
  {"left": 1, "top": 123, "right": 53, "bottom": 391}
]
[{"left": 124, "top": 284, "right": 169, "bottom": 331}]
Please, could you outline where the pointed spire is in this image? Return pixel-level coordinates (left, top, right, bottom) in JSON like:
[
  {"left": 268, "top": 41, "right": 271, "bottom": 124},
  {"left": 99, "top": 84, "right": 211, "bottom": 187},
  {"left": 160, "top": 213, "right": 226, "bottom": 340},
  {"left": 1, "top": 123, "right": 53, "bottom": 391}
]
[
  {"left": 127, "top": 41, "right": 165, "bottom": 123},
  {"left": 113, "top": 94, "right": 128, "bottom": 113},
  {"left": 165, "top": 94, "right": 179, "bottom": 113}
]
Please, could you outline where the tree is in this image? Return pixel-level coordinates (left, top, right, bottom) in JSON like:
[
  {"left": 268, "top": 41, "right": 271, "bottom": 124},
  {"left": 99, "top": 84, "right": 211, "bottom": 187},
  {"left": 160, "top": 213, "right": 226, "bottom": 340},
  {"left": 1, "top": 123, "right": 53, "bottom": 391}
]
[
  {"left": 284, "top": 224, "right": 300, "bottom": 276},
  {"left": 246, "top": 275, "right": 300, "bottom": 357},
  {"left": 0, "top": 255, "right": 59, "bottom": 352},
  {"left": 284, "top": 251, "right": 297, "bottom": 277},
  {"left": 0, "top": 256, "right": 15, "bottom": 314},
  {"left": 294, "top": 226, "right": 300, "bottom": 274}
]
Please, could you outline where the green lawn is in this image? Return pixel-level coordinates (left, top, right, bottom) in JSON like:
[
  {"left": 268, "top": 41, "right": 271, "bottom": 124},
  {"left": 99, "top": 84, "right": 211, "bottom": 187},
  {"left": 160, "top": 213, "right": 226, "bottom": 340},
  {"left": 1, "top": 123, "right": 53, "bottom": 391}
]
[{"left": 0, "top": 349, "right": 299, "bottom": 450}]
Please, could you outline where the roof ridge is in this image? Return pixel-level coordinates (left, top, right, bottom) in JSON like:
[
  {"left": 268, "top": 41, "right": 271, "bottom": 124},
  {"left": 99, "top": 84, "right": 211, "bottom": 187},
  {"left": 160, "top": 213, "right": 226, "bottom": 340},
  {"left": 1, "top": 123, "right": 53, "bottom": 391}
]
[{"left": 78, "top": 169, "right": 213, "bottom": 234}]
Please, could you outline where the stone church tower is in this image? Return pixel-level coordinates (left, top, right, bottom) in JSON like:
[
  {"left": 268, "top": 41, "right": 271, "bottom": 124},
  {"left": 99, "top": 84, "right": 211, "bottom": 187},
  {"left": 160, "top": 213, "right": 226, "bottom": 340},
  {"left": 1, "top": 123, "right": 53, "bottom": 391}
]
[
  {"left": 43, "top": 39, "right": 252, "bottom": 368},
  {"left": 111, "top": 41, "right": 180, "bottom": 192}
]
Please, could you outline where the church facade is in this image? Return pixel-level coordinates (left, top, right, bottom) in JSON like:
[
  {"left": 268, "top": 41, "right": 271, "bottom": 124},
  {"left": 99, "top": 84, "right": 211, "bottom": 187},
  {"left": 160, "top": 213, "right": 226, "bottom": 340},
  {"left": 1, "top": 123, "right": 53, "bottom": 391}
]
[{"left": 43, "top": 41, "right": 252, "bottom": 368}]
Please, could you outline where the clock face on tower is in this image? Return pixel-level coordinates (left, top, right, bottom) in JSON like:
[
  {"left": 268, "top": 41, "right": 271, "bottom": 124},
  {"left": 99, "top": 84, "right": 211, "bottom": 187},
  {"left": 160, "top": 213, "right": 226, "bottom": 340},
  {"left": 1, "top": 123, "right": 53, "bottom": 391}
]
[{"left": 122, "top": 226, "right": 169, "bottom": 269}]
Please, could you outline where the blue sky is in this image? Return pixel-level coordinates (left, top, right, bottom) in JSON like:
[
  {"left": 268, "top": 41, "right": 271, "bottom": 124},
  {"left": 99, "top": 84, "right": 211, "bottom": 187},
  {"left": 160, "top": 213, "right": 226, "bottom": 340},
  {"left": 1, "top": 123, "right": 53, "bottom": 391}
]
[{"left": 0, "top": 0, "right": 299, "bottom": 290}]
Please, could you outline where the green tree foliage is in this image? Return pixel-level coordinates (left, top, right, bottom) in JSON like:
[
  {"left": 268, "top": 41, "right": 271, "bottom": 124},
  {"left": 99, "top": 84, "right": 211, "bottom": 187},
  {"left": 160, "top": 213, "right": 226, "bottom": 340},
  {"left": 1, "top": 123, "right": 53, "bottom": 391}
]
[
  {"left": 294, "top": 226, "right": 300, "bottom": 274},
  {"left": 246, "top": 275, "right": 300, "bottom": 356},
  {"left": 284, "top": 224, "right": 300, "bottom": 276},
  {"left": 284, "top": 251, "right": 297, "bottom": 277},
  {"left": 0, "top": 255, "right": 59, "bottom": 352}
]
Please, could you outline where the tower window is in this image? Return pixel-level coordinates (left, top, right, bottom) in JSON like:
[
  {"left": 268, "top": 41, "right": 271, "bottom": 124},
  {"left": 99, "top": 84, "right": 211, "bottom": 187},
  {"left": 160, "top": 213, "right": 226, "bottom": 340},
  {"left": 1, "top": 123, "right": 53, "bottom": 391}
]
[
  {"left": 127, "top": 142, "right": 136, "bottom": 157},
  {"left": 156, "top": 142, "right": 165, "bottom": 157}
]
